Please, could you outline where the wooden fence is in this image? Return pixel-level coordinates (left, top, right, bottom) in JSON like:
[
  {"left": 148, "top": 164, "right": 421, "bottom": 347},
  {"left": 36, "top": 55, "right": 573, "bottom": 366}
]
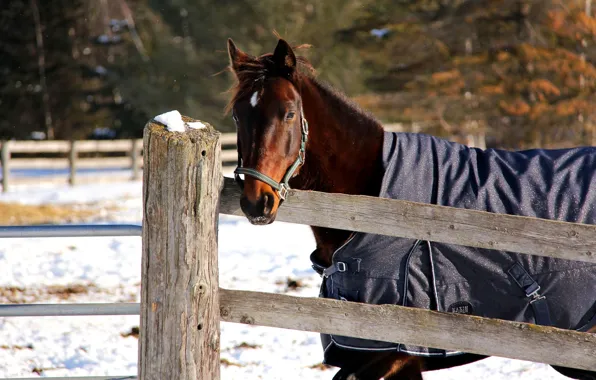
[
  {"left": 0, "top": 124, "right": 478, "bottom": 192},
  {"left": 139, "top": 118, "right": 596, "bottom": 380},
  {"left": 0, "top": 134, "right": 238, "bottom": 191}
]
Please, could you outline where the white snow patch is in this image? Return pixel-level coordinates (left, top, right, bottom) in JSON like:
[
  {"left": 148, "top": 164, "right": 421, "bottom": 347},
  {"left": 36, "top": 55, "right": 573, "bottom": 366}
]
[
  {"left": 153, "top": 110, "right": 185, "bottom": 132},
  {"left": 186, "top": 121, "right": 206, "bottom": 129},
  {"left": 250, "top": 91, "right": 259, "bottom": 107},
  {"left": 153, "top": 111, "right": 206, "bottom": 132}
]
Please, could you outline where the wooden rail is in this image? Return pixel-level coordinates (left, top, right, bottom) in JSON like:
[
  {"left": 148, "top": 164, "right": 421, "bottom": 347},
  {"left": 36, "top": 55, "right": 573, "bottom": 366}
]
[
  {"left": 219, "top": 289, "right": 596, "bottom": 371},
  {"left": 140, "top": 117, "right": 596, "bottom": 378},
  {"left": 0, "top": 135, "right": 239, "bottom": 191},
  {"left": 221, "top": 177, "right": 596, "bottom": 264}
]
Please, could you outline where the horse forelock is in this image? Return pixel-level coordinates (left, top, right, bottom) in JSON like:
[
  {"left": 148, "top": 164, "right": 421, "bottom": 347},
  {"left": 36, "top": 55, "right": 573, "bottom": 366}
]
[{"left": 225, "top": 51, "right": 314, "bottom": 115}]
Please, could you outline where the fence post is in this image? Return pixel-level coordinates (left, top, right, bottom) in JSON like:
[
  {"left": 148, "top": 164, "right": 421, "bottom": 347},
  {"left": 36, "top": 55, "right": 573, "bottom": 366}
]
[
  {"left": 139, "top": 116, "right": 222, "bottom": 380},
  {"left": 131, "top": 139, "right": 141, "bottom": 181},
  {"left": 68, "top": 140, "right": 78, "bottom": 186},
  {"left": 1, "top": 141, "right": 9, "bottom": 192}
]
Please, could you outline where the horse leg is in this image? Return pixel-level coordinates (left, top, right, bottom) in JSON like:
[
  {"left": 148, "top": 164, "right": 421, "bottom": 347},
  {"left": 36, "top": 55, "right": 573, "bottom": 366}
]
[
  {"left": 333, "top": 352, "right": 487, "bottom": 380},
  {"left": 334, "top": 352, "right": 423, "bottom": 380},
  {"left": 550, "top": 325, "right": 596, "bottom": 379},
  {"left": 332, "top": 351, "right": 395, "bottom": 380}
]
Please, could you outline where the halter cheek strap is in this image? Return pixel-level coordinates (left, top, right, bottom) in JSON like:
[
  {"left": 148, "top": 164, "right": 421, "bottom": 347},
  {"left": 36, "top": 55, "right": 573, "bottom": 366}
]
[{"left": 234, "top": 109, "right": 309, "bottom": 201}]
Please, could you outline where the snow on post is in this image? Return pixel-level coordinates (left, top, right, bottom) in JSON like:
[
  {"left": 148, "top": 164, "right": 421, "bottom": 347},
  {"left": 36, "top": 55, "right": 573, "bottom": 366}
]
[{"left": 140, "top": 114, "right": 222, "bottom": 380}]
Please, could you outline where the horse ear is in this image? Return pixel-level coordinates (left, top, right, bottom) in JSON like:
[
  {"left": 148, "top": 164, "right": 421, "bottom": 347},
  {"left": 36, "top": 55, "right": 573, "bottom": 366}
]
[
  {"left": 228, "top": 38, "right": 249, "bottom": 74},
  {"left": 272, "top": 39, "right": 296, "bottom": 76}
]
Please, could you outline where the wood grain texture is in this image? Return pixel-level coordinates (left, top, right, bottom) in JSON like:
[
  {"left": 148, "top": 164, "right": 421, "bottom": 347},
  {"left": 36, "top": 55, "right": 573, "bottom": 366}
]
[
  {"left": 1, "top": 141, "right": 9, "bottom": 192},
  {"left": 131, "top": 138, "right": 141, "bottom": 181},
  {"left": 140, "top": 116, "right": 222, "bottom": 380},
  {"left": 68, "top": 140, "right": 77, "bottom": 186},
  {"left": 220, "top": 288, "right": 596, "bottom": 371},
  {"left": 220, "top": 177, "right": 596, "bottom": 263}
]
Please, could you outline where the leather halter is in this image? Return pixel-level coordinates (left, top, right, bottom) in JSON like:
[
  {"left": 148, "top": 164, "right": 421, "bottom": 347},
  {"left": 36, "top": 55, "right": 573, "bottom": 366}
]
[{"left": 233, "top": 108, "right": 309, "bottom": 201}]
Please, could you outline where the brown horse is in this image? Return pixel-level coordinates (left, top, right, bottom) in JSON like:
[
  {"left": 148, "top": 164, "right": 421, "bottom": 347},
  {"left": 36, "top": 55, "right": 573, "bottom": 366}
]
[{"left": 225, "top": 38, "right": 596, "bottom": 380}]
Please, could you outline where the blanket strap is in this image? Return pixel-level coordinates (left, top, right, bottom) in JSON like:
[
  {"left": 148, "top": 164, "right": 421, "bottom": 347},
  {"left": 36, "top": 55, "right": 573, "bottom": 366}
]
[{"left": 507, "top": 263, "right": 553, "bottom": 326}]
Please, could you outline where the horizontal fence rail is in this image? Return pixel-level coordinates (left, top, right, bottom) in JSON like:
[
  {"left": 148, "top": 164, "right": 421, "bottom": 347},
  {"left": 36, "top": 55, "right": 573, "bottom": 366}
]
[
  {"left": 3, "top": 290, "right": 595, "bottom": 370},
  {"left": 0, "top": 224, "right": 142, "bottom": 238},
  {"left": 0, "top": 303, "right": 140, "bottom": 317},
  {"left": 220, "top": 288, "right": 596, "bottom": 371},
  {"left": 2, "top": 377, "right": 137, "bottom": 380},
  {"left": 0, "top": 223, "right": 143, "bottom": 380},
  {"left": 0, "top": 126, "right": 415, "bottom": 191},
  {"left": 220, "top": 177, "right": 596, "bottom": 264}
]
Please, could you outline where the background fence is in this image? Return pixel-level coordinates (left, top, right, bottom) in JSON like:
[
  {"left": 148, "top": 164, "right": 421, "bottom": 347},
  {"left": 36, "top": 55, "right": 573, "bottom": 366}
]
[
  {"left": 0, "top": 134, "right": 238, "bottom": 191},
  {"left": 0, "top": 224, "right": 142, "bottom": 380},
  {"left": 0, "top": 123, "right": 484, "bottom": 192}
]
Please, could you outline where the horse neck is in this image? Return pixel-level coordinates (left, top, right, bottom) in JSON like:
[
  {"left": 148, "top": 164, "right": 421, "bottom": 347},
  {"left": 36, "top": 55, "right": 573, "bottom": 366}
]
[{"left": 293, "top": 77, "right": 385, "bottom": 266}]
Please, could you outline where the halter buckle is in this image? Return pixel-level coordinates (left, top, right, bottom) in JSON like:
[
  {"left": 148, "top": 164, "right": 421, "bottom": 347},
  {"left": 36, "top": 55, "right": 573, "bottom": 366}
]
[{"left": 278, "top": 184, "right": 289, "bottom": 201}]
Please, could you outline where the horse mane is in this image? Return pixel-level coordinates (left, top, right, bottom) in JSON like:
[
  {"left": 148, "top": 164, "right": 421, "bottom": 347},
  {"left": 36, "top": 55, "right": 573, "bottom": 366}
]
[{"left": 224, "top": 45, "right": 315, "bottom": 114}]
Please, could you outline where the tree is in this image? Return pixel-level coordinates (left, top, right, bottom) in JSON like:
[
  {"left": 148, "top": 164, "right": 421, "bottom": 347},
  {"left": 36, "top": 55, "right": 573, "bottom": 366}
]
[{"left": 342, "top": 0, "right": 596, "bottom": 149}]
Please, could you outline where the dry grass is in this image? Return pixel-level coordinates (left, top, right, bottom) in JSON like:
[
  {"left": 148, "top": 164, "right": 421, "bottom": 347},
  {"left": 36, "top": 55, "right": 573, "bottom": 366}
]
[
  {"left": 121, "top": 326, "right": 140, "bottom": 339},
  {"left": 309, "top": 362, "right": 333, "bottom": 371},
  {"left": 0, "top": 283, "right": 98, "bottom": 303},
  {"left": 0, "top": 202, "right": 101, "bottom": 225}
]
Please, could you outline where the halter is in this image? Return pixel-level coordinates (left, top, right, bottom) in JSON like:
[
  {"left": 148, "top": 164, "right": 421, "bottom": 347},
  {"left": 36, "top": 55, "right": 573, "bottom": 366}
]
[{"left": 233, "top": 108, "right": 309, "bottom": 201}]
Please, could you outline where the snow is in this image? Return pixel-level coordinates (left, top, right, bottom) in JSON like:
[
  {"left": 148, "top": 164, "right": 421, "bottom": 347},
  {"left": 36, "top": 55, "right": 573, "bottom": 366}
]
[
  {"left": 153, "top": 110, "right": 206, "bottom": 132},
  {"left": 186, "top": 121, "right": 206, "bottom": 129},
  {"left": 153, "top": 110, "right": 185, "bottom": 132},
  {"left": 0, "top": 179, "right": 573, "bottom": 379},
  {"left": 370, "top": 28, "right": 389, "bottom": 38}
]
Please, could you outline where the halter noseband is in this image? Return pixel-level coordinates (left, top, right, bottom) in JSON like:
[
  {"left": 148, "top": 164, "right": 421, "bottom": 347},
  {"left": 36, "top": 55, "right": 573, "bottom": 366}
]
[{"left": 233, "top": 109, "right": 309, "bottom": 201}]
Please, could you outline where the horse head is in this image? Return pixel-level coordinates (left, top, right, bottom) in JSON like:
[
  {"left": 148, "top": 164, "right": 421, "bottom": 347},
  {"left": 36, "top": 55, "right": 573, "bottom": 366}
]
[{"left": 227, "top": 38, "right": 309, "bottom": 225}]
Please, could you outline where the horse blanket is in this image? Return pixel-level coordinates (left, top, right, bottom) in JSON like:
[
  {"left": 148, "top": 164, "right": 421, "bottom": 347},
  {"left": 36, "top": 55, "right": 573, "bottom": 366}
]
[{"left": 312, "top": 131, "right": 596, "bottom": 365}]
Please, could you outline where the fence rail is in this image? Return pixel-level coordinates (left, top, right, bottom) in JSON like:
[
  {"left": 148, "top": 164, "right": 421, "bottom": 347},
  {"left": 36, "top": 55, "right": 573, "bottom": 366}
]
[
  {"left": 0, "top": 303, "right": 140, "bottom": 317},
  {"left": 0, "top": 135, "right": 239, "bottom": 191},
  {"left": 0, "top": 124, "right": 413, "bottom": 192},
  {"left": 3, "top": 377, "right": 136, "bottom": 380},
  {"left": 0, "top": 223, "right": 142, "bottom": 380},
  {"left": 0, "top": 224, "right": 142, "bottom": 238}
]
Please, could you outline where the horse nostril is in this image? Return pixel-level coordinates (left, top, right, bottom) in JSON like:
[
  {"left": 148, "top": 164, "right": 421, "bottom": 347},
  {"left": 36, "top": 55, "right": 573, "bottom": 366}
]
[
  {"left": 261, "top": 192, "right": 276, "bottom": 216},
  {"left": 262, "top": 193, "right": 271, "bottom": 215}
]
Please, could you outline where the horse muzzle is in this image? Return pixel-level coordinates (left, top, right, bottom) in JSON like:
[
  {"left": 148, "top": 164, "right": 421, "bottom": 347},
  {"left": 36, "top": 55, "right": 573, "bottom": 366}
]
[{"left": 240, "top": 192, "right": 277, "bottom": 225}]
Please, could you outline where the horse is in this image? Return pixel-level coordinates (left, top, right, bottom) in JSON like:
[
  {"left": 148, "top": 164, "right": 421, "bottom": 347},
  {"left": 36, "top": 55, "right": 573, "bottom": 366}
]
[{"left": 225, "top": 37, "right": 596, "bottom": 380}]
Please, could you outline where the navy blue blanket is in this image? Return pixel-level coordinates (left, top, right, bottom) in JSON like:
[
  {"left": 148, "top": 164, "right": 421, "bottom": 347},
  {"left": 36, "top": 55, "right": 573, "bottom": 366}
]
[{"left": 316, "top": 132, "right": 596, "bottom": 363}]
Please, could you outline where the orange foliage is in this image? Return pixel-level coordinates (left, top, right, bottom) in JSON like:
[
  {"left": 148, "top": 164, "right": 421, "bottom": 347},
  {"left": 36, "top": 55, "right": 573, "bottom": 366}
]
[
  {"left": 499, "top": 98, "right": 531, "bottom": 116},
  {"left": 555, "top": 99, "right": 590, "bottom": 117},
  {"left": 479, "top": 84, "right": 505, "bottom": 95},
  {"left": 430, "top": 70, "right": 461, "bottom": 84},
  {"left": 548, "top": 9, "right": 596, "bottom": 41},
  {"left": 529, "top": 79, "right": 561, "bottom": 97}
]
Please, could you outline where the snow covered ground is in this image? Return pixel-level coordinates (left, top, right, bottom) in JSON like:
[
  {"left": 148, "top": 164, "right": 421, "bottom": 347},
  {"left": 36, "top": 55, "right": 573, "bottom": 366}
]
[{"left": 0, "top": 178, "right": 571, "bottom": 379}]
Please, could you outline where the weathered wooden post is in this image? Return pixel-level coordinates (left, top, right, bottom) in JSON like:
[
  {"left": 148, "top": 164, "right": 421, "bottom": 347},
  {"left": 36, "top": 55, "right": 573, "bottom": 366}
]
[
  {"left": 131, "top": 138, "right": 141, "bottom": 181},
  {"left": 139, "top": 115, "right": 222, "bottom": 380},
  {"left": 68, "top": 140, "right": 78, "bottom": 186},
  {"left": 1, "top": 141, "right": 9, "bottom": 193}
]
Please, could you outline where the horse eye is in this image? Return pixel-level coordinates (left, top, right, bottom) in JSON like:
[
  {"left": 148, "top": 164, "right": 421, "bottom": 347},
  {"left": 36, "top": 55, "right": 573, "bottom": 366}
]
[
  {"left": 232, "top": 113, "right": 239, "bottom": 123},
  {"left": 286, "top": 111, "right": 296, "bottom": 120}
]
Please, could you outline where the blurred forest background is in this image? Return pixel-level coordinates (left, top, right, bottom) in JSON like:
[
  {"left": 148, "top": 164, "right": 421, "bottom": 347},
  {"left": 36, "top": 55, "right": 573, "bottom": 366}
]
[{"left": 1, "top": 0, "right": 595, "bottom": 149}]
